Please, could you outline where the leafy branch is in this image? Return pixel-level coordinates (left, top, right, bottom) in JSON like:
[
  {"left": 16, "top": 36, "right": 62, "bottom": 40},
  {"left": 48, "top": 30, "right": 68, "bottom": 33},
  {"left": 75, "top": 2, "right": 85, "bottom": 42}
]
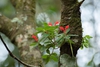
[{"left": 31, "top": 22, "right": 79, "bottom": 63}]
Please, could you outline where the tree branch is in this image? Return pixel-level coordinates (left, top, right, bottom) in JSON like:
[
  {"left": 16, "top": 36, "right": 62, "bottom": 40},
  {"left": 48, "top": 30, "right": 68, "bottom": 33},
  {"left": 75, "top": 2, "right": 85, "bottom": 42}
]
[{"left": 0, "top": 0, "right": 43, "bottom": 67}]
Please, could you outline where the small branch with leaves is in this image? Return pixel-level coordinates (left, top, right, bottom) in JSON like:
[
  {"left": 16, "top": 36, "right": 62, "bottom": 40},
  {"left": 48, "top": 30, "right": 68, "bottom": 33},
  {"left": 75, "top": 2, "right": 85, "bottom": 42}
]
[
  {"left": 31, "top": 21, "right": 92, "bottom": 63},
  {"left": 31, "top": 21, "right": 78, "bottom": 63}
]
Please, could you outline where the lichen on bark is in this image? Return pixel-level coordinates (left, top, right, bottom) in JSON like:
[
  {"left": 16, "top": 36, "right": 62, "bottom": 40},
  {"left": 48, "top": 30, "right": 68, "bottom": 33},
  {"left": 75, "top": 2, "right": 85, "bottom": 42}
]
[{"left": 0, "top": 0, "right": 43, "bottom": 67}]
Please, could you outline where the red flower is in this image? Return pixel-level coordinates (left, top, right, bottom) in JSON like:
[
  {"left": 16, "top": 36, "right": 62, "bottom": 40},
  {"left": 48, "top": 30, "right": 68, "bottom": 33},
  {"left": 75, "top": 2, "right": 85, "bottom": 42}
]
[
  {"left": 48, "top": 21, "right": 60, "bottom": 26},
  {"left": 60, "top": 26, "right": 65, "bottom": 31},
  {"left": 65, "top": 25, "right": 69, "bottom": 31},
  {"left": 54, "top": 21, "right": 60, "bottom": 26},
  {"left": 48, "top": 22, "right": 52, "bottom": 26},
  {"left": 59, "top": 25, "right": 69, "bottom": 32},
  {"left": 32, "top": 35, "right": 38, "bottom": 42}
]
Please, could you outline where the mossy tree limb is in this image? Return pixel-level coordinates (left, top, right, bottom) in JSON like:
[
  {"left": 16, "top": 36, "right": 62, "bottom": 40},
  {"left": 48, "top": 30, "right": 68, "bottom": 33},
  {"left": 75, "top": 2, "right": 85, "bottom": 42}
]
[{"left": 0, "top": 0, "right": 43, "bottom": 67}]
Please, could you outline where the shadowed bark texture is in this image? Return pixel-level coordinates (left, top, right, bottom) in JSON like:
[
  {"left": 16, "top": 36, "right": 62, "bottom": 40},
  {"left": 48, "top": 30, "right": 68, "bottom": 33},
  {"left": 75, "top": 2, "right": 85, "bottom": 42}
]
[
  {"left": 0, "top": 0, "right": 43, "bottom": 67},
  {"left": 60, "top": 0, "right": 84, "bottom": 57}
]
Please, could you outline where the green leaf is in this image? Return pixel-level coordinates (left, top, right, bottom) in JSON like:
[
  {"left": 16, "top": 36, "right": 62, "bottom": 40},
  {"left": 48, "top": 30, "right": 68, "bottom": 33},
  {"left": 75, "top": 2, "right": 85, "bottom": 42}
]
[
  {"left": 55, "top": 34, "right": 64, "bottom": 42},
  {"left": 83, "top": 43, "right": 88, "bottom": 48},
  {"left": 65, "top": 28, "right": 70, "bottom": 34},
  {"left": 44, "top": 41, "right": 52, "bottom": 46},
  {"left": 36, "top": 27, "right": 45, "bottom": 32},
  {"left": 52, "top": 53, "right": 57, "bottom": 55},
  {"left": 45, "top": 44, "right": 54, "bottom": 49},
  {"left": 42, "top": 55, "right": 50, "bottom": 64},
  {"left": 87, "top": 59, "right": 94, "bottom": 66},
  {"left": 43, "top": 22, "right": 48, "bottom": 27},
  {"left": 56, "top": 37, "right": 65, "bottom": 47},
  {"left": 30, "top": 43, "right": 38, "bottom": 47},
  {"left": 86, "top": 35, "right": 92, "bottom": 39},
  {"left": 42, "top": 55, "right": 48, "bottom": 59},
  {"left": 36, "top": 22, "right": 58, "bottom": 34},
  {"left": 46, "top": 49, "right": 50, "bottom": 54},
  {"left": 80, "top": 45, "right": 83, "bottom": 49},
  {"left": 40, "top": 33, "right": 49, "bottom": 43},
  {"left": 68, "top": 39, "right": 75, "bottom": 44},
  {"left": 50, "top": 53, "right": 58, "bottom": 61},
  {"left": 64, "top": 35, "right": 70, "bottom": 41},
  {"left": 81, "top": 35, "right": 92, "bottom": 49},
  {"left": 87, "top": 55, "right": 95, "bottom": 67}
]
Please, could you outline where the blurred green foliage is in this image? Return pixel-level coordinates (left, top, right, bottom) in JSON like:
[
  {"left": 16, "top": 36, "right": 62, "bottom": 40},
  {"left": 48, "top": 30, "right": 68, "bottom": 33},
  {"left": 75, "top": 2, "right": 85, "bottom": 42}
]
[
  {"left": 81, "top": 35, "right": 92, "bottom": 49},
  {"left": 0, "top": 0, "right": 16, "bottom": 18},
  {"left": 36, "top": 0, "right": 60, "bottom": 13},
  {"left": 36, "top": 0, "right": 61, "bottom": 23}
]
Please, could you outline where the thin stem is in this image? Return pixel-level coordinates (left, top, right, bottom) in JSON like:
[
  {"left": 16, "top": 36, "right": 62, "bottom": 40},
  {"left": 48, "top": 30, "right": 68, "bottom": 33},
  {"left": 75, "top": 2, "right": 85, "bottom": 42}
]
[
  {"left": 0, "top": 34, "right": 33, "bottom": 67},
  {"left": 69, "top": 40, "right": 74, "bottom": 57}
]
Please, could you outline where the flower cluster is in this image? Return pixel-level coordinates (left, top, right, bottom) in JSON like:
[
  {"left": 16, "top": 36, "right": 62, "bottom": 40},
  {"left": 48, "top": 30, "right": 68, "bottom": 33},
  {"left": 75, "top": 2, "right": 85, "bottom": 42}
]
[
  {"left": 60, "top": 25, "right": 69, "bottom": 32},
  {"left": 48, "top": 21, "right": 69, "bottom": 32},
  {"left": 48, "top": 21, "right": 60, "bottom": 26},
  {"left": 31, "top": 21, "right": 69, "bottom": 42},
  {"left": 31, "top": 21, "right": 72, "bottom": 63}
]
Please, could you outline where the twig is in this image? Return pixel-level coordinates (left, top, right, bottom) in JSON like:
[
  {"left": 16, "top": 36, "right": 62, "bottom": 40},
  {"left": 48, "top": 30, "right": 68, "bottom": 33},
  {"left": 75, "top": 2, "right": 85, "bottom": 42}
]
[
  {"left": 0, "top": 34, "right": 33, "bottom": 67},
  {"left": 69, "top": 40, "right": 74, "bottom": 57}
]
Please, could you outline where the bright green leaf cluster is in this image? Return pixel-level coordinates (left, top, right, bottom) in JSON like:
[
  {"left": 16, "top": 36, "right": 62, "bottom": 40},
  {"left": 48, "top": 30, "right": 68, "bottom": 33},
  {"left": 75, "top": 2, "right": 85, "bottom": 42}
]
[{"left": 81, "top": 35, "right": 92, "bottom": 49}]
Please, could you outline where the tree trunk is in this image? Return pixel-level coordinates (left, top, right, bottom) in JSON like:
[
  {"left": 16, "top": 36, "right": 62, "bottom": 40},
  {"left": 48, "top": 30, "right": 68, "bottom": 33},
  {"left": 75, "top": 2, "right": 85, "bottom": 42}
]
[
  {"left": 0, "top": 0, "right": 43, "bottom": 67},
  {"left": 59, "top": 0, "right": 84, "bottom": 67}
]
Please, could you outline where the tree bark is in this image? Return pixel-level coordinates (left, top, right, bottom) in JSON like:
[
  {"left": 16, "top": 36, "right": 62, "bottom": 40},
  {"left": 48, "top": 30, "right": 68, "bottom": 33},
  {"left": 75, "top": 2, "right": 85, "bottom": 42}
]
[
  {"left": 59, "top": 0, "right": 84, "bottom": 67},
  {"left": 0, "top": 0, "right": 43, "bottom": 67}
]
